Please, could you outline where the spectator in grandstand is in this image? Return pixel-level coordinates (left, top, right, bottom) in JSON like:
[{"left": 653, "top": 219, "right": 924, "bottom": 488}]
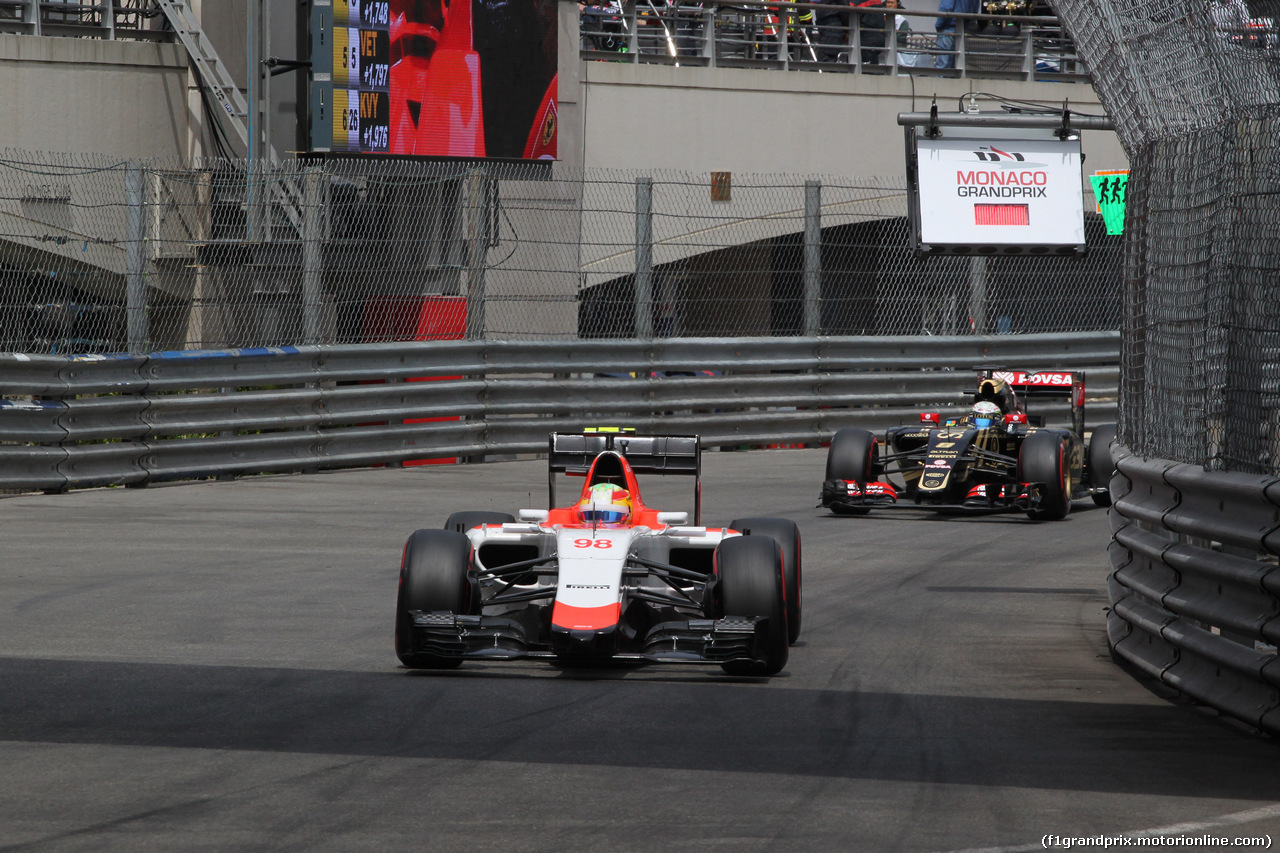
[
  {"left": 978, "top": 0, "right": 1027, "bottom": 37},
  {"left": 815, "top": 0, "right": 853, "bottom": 62},
  {"left": 857, "top": 0, "right": 898, "bottom": 65},
  {"left": 893, "top": 7, "right": 928, "bottom": 68},
  {"left": 935, "top": 0, "right": 979, "bottom": 68}
]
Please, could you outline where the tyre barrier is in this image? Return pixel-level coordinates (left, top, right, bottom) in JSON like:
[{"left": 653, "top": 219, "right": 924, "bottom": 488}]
[{"left": 1108, "top": 443, "right": 1280, "bottom": 733}]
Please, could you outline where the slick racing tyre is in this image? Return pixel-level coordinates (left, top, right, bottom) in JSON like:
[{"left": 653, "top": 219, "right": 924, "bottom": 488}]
[
  {"left": 728, "top": 517, "right": 802, "bottom": 645},
  {"left": 825, "top": 428, "right": 877, "bottom": 516},
  {"left": 1087, "top": 424, "right": 1117, "bottom": 507},
  {"left": 1018, "top": 432, "right": 1071, "bottom": 521},
  {"left": 444, "top": 511, "right": 516, "bottom": 533},
  {"left": 714, "top": 535, "right": 788, "bottom": 676},
  {"left": 826, "top": 428, "right": 878, "bottom": 482},
  {"left": 395, "top": 528, "right": 474, "bottom": 669}
]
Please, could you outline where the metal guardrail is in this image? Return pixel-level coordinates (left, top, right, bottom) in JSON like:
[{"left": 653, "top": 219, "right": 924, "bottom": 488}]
[
  {"left": 580, "top": 1, "right": 1089, "bottom": 82},
  {"left": 1107, "top": 444, "right": 1280, "bottom": 734},
  {"left": 0, "top": 332, "right": 1119, "bottom": 492}
]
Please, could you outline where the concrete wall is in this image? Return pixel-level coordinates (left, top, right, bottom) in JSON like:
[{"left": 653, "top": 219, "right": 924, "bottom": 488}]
[
  {"left": 0, "top": 33, "right": 189, "bottom": 158},
  {"left": 573, "top": 61, "right": 1128, "bottom": 178}
]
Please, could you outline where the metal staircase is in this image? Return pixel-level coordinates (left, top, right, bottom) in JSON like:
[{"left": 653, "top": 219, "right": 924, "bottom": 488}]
[
  {"left": 156, "top": 0, "right": 253, "bottom": 150},
  {"left": 156, "top": 0, "right": 303, "bottom": 234}
]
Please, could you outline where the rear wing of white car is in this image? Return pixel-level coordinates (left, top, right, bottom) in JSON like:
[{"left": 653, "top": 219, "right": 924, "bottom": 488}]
[{"left": 548, "top": 431, "right": 703, "bottom": 523}]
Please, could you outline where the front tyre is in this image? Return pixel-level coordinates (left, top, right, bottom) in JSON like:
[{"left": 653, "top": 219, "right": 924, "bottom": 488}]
[
  {"left": 728, "top": 517, "right": 802, "bottom": 645},
  {"left": 824, "top": 428, "right": 878, "bottom": 517},
  {"left": 826, "top": 428, "right": 878, "bottom": 482},
  {"left": 395, "top": 529, "right": 474, "bottom": 669},
  {"left": 1019, "top": 432, "right": 1071, "bottom": 521},
  {"left": 714, "top": 535, "right": 789, "bottom": 676},
  {"left": 1087, "top": 424, "right": 1117, "bottom": 507}
]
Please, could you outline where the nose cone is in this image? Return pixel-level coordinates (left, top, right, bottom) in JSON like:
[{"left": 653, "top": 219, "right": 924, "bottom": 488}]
[{"left": 551, "top": 623, "right": 619, "bottom": 659}]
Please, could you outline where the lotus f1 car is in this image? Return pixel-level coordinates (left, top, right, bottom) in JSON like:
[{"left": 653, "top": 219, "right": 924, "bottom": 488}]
[
  {"left": 395, "top": 432, "right": 802, "bottom": 675},
  {"left": 819, "top": 369, "right": 1117, "bottom": 521}
]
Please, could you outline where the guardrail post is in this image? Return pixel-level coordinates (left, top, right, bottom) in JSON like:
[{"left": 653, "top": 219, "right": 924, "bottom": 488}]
[
  {"left": 804, "top": 180, "right": 822, "bottom": 336},
  {"left": 302, "top": 165, "right": 323, "bottom": 345},
  {"left": 125, "top": 162, "right": 148, "bottom": 354},
  {"left": 635, "top": 177, "right": 654, "bottom": 339}
]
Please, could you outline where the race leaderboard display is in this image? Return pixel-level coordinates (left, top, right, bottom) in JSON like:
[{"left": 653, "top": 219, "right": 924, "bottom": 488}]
[
  {"left": 330, "top": 0, "right": 391, "bottom": 153},
  {"left": 310, "top": 0, "right": 559, "bottom": 160}
]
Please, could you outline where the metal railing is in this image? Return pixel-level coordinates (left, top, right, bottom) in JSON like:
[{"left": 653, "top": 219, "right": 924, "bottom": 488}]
[
  {"left": 1108, "top": 443, "right": 1280, "bottom": 734},
  {"left": 0, "top": 0, "right": 168, "bottom": 39},
  {"left": 0, "top": 332, "right": 1119, "bottom": 492},
  {"left": 580, "top": 1, "right": 1089, "bottom": 82}
]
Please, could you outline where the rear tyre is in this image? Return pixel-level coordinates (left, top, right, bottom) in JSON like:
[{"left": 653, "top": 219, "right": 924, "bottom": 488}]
[
  {"left": 728, "top": 517, "right": 802, "bottom": 645},
  {"left": 1019, "top": 432, "right": 1071, "bottom": 521},
  {"left": 444, "top": 511, "right": 515, "bottom": 533},
  {"left": 1087, "top": 424, "right": 1117, "bottom": 507},
  {"left": 715, "top": 535, "right": 789, "bottom": 676},
  {"left": 395, "top": 529, "right": 474, "bottom": 669}
]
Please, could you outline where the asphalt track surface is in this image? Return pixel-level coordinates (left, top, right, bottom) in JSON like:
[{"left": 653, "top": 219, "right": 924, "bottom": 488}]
[{"left": 4, "top": 448, "right": 1280, "bottom": 853}]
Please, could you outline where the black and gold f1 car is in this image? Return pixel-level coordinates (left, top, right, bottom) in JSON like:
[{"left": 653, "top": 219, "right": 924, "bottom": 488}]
[{"left": 819, "top": 369, "right": 1116, "bottom": 521}]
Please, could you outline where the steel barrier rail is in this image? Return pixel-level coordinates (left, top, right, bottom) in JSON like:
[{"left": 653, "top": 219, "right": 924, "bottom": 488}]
[
  {"left": 1107, "top": 445, "right": 1280, "bottom": 734},
  {"left": 0, "top": 371, "right": 1119, "bottom": 444},
  {"left": 0, "top": 333, "right": 1122, "bottom": 396},
  {"left": 0, "top": 333, "right": 1119, "bottom": 492}
]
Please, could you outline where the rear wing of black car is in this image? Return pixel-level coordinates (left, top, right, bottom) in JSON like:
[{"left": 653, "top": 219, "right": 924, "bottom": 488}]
[
  {"left": 548, "top": 431, "right": 703, "bottom": 523},
  {"left": 967, "top": 369, "right": 1085, "bottom": 436}
]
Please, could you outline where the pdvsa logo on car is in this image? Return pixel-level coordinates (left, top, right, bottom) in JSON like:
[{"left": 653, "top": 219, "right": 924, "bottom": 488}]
[{"left": 993, "top": 371, "right": 1073, "bottom": 386}]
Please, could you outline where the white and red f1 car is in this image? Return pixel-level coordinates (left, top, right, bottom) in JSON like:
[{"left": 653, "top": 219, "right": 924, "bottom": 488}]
[{"left": 395, "top": 432, "right": 802, "bottom": 675}]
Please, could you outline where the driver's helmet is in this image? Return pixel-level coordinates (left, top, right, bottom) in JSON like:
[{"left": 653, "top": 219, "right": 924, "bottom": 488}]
[
  {"left": 972, "top": 400, "right": 1003, "bottom": 428},
  {"left": 577, "top": 483, "right": 632, "bottom": 525}
]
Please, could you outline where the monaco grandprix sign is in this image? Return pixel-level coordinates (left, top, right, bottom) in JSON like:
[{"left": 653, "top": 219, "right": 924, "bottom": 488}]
[{"left": 911, "top": 132, "right": 1085, "bottom": 256}]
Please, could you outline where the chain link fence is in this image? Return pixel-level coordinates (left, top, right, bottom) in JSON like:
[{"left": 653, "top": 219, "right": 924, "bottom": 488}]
[
  {"left": 0, "top": 149, "right": 1123, "bottom": 354},
  {"left": 1051, "top": 0, "right": 1280, "bottom": 475}
]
